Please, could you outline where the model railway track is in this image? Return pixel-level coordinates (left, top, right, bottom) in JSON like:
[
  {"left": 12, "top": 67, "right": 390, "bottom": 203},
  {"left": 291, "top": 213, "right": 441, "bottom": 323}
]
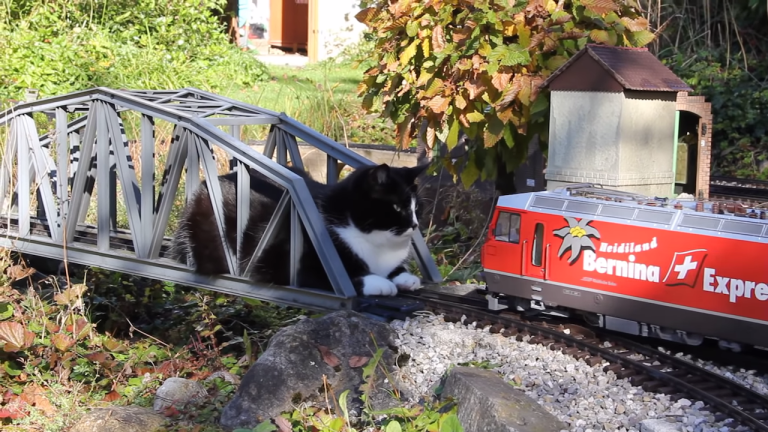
[
  {"left": 710, "top": 177, "right": 768, "bottom": 204},
  {"left": 401, "top": 289, "right": 768, "bottom": 432}
]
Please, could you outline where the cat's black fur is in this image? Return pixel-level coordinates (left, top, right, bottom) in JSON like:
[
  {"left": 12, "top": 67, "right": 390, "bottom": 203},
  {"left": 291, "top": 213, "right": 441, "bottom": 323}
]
[{"left": 169, "top": 163, "right": 428, "bottom": 293}]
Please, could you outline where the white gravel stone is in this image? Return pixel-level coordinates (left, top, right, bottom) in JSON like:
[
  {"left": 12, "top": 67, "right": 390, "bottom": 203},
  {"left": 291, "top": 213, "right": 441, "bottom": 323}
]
[{"left": 389, "top": 313, "right": 748, "bottom": 432}]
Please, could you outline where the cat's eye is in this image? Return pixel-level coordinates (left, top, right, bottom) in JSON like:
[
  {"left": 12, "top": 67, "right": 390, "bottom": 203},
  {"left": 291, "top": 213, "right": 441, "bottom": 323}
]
[{"left": 393, "top": 204, "right": 402, "bottom": 212}]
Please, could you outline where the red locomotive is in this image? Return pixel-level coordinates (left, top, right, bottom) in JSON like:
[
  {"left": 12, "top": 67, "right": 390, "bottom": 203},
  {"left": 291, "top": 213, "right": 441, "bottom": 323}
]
[{"left": 480, "top": 183, "right": 768, "bottom": 352}]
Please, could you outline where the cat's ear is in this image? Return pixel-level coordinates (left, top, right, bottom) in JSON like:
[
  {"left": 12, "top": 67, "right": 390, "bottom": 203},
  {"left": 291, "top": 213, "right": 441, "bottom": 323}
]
[
  {"left": 368, "top": 164, "right": 391, "bottom": 185},
  {"left": 398, "top": 163, "right": 430, "bottom": 184}
]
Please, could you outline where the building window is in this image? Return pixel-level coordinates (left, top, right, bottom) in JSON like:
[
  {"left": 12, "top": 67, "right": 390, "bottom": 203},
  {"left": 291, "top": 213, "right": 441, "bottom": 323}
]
[{"left": 494, "top": 212, "right": 521, "bottom": 244}]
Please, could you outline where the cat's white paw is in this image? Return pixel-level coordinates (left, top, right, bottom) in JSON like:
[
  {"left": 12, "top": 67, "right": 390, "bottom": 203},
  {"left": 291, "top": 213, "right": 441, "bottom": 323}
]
[
  {"left": 392, "top": 272, "right": 421, "bottom": 291},
  {"left": 361, "top": 275, "right": 398, "bottom": 296}
]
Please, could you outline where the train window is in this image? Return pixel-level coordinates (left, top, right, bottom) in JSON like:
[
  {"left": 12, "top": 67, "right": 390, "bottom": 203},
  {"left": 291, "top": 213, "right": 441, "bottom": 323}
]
[
  {"left": 494, "top": 212, "right": 521, "bottom": 243},
  {"left": 532, "top": 222, "right": 544, "bottom": 266}
]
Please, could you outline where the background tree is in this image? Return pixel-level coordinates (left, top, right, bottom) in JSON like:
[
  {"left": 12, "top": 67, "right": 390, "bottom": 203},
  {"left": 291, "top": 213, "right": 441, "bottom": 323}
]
[{"left": 355, "top": 0, "right": 654, "bottom": 191}]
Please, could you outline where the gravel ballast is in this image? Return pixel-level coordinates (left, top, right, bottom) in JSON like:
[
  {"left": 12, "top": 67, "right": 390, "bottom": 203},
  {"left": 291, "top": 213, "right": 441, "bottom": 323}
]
[{"left": 390, "top": 312, "right": 765, "bottom": 432}]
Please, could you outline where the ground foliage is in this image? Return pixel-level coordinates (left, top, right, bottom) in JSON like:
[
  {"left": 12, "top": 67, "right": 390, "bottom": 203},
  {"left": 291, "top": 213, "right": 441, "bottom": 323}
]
[
  {"left": 0, "top": 252, "right": 304, "bottom": 431},
  {"left": 0, "top": 248, "right": 468, "bottom": 432},
  {"left": 0, "top": 0, "right": 269, "bottom": 104},
  {"left": 355, "top": 0, "right": 653, "bottom": 188}
]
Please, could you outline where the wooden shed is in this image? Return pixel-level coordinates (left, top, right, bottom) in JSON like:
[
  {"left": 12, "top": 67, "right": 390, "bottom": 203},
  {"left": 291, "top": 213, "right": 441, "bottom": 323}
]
[{"left": 541, "top": 44, "right": 712, "bottom": 199}]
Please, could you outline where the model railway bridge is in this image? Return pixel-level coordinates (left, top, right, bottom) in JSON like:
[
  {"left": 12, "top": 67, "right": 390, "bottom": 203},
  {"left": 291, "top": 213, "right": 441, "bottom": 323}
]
[{"left": 0, "top": 87, "right": 441, "bottom": 311}]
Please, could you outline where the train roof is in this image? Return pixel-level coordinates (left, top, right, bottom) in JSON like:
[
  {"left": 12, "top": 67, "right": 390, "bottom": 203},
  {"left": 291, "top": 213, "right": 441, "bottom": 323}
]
[{"left": 497, "top": 183, "right": 768, "bottom": 243}]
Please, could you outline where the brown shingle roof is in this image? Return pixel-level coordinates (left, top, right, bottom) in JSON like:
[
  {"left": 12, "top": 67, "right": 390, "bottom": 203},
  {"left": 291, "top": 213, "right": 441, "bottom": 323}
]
[{"left": 542, "top": 44, "right": 692, "bottom": 92}]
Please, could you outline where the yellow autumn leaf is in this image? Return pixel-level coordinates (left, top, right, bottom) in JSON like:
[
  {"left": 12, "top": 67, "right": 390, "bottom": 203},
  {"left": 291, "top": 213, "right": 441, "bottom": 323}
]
[
  {"left": 455, "top": 94, "right": 467, "bottom": 110},
  {"left": 422, "top": 37, "right": 430, "bottom": 58},
  {"left": 399, "top": 39, "right": 420, "bottom": 66},
  {"left": 417, "top": 69, "right": 434, "bottom": 86},
  {"left": 589, "top": 29, "right": 610, "bottom": 44},
  {"left": 466, "top": 111, "right": 485, "bottom": 123}
]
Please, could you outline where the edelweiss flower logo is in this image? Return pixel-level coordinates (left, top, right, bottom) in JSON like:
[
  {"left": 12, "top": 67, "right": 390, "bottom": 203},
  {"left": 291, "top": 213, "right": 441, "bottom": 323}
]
[{"left": 553, "top": 217, "right": 601, "bottom": 264}]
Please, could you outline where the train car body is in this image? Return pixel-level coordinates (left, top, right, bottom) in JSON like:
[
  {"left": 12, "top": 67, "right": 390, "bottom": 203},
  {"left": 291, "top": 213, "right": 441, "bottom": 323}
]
[{"left": 481, "top": 184, "right": 768, "bottom": 350}]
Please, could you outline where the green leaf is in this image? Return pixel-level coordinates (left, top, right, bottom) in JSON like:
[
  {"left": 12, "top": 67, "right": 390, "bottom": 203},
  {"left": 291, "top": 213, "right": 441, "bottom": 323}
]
[
  {"left": 503, "top": 125, "right": 515, "bottom": 149},
  {"left": 406, "top": 20, "right": 419, "bottom": 37},
  {"left": 339, "top": 389, "right": 351, "bottom": 418},
  {"left": 439, "top": 412, "right": 464, "bottom": 432},
  {"left": 460, "top": 155, "right": 480, "bottom": 189},
  {"left": 3, "top": 360, "right": 22, "bottom": 376},
  {"left": 466, "top": 111, "right": 485, "bottom": 123},
  {"left": 253, "top": 421, "right": 278, "bottom": 432},
  {"left": 0, "top": 303, "right": 12, "bottom": 321},
  {"left": 446, "top": 117, "right": 460, "bottom": 149},
  {"left": 627, "top": 30, "right": 655, "bottom": 47},
  {"left": 386, "top": 420, "right": 403, "bottom": 432}
]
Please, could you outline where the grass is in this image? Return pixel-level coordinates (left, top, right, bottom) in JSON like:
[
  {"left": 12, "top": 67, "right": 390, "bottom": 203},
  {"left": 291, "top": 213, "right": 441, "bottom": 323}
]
[{"left": 224, "top": 58, "right": 397, "bottom": 146}]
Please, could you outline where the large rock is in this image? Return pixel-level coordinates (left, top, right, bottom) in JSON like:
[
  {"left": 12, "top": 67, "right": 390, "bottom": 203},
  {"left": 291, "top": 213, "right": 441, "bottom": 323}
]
[
  {"left": 220, "top": 310, "right": 404, "bottom": 431},
  {"left": 442, "top": 366, "right": 566, "bottom": 432},
  {"left": 68, "top": 405, "right": 166, "bottom": 432}
]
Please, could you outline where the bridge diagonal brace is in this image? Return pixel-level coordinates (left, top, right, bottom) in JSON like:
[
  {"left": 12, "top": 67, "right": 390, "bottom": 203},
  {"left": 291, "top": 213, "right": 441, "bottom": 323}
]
[
  {"left": 55, "top": 109, "right": 70, "bottom": 238},
  {"left": 96, "top": 102, "right": 112, "bottom": 251},
  {"left": 263, "top": 125, "right": 277, "bottom": 160},
  {"left": 280, "top": 129, "right": 304, "bottom": 171},
  {"left": 102, "top": 102, "right": 145, "bottom": 256},
  {"left": 149, "top": 126, "right": 188, "bottom": 259},
  {"left": 0, "top": 119, "right": 19, "bottom": 215},
  {"left": 193, "top": 134, "right": 238, "bottom": 276},
  {"left": 139, "top": 115, "right": 155, "bottom": 258},
  {"left": 243, "top": 190, "right": 290, "bottom": 279},
  {"left": 186, "top": 133, "right": 200, "bottom": 204},
  {"left": 235, "top": 161, "right": 250, "bottom": 273},
  {"left": 15, "top": 117, "right": 31, "bottom": 237},
  {"left": 21, "top": 115, "right": 61, "bottom": 242},
  {"left": 289, "top": 200, "right": 303, "bottom": 287},
  {"left": 410, "top": 232, "right": 442, "bottom": 283},
  {"left": 67, "top": 104, "right": 99, "bottom": 243}
]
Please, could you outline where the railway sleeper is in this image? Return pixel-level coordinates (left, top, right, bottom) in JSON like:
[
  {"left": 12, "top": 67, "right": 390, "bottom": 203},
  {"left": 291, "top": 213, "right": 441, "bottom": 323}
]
[
  {"left": 584, "top": 356, "right": 603, "bottom": 367},
  {"left": 501, "top": 328, "right": 518, "bottom": 337},
  {"left": 629, "top": 375, "right": 652, "bottom": 386},
  {"left": 640, "top": 381, "right": 665, "bottom": 392},
  {"left": 489, "top": 323, "right": 504, "bottom": 334}
]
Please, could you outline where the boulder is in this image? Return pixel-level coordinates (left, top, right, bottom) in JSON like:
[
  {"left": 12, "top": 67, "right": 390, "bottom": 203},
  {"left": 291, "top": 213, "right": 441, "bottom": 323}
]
[
  {"left": 442, "top": 366, "right": 566, "bottom": 432},
  {"left": 68, "top": 405, "right": 166, "bottom": 432},
  {"left": 220, "top": 310, "right": 405, "bottom": 431},
  {"left": 153, "top": 377, "right": 209, "bottom": 412}
]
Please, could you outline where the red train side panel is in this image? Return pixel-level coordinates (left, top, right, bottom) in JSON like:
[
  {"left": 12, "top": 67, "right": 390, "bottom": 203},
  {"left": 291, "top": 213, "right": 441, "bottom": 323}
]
[{"left": 481, "top": 186, "right": 768, "bottom": 348}]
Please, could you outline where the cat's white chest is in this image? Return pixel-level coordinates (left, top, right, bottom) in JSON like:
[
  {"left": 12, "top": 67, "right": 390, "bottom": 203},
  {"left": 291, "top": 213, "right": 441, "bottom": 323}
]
[{"left": 331, "top": 224, "right": 412, "bottom": 277}]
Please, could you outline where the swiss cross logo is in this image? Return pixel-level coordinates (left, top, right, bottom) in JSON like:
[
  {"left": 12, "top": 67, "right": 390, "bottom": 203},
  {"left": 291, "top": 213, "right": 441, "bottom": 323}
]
[{"left": 662, "top": 249, "right": 708, "bottom": 288}]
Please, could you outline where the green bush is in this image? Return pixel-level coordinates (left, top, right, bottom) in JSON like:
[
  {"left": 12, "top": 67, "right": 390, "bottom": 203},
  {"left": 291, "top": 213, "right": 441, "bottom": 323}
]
[{"left": 0, "top": 0, "right": 269, "bottom": 103}]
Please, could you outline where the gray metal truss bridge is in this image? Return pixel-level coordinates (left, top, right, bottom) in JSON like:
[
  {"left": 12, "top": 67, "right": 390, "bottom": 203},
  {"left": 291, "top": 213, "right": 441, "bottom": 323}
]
[{"left": 0, "top": 87, "right": 441, "bottom": 311}]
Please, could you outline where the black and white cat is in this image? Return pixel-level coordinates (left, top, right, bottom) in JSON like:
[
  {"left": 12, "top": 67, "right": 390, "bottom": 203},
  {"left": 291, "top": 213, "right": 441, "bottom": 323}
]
[{"left": 169, "top": 163, "right": 428, "bottom": 296}]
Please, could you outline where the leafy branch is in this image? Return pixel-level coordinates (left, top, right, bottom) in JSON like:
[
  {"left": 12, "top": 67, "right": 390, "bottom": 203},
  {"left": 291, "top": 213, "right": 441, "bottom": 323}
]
[{"left": 356, "top": 0, "right": 654, "bottom": 188}]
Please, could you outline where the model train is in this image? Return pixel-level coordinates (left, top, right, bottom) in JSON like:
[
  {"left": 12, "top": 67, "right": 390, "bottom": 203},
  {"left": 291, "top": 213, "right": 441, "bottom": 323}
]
[{"left": 479, "top": 183, "right": 768, "bottom": 352}]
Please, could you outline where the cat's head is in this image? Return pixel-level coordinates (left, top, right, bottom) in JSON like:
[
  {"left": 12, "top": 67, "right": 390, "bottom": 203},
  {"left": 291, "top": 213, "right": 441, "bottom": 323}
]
[{"left": 343, "top": 163, "right": 429, "bottom": 237}]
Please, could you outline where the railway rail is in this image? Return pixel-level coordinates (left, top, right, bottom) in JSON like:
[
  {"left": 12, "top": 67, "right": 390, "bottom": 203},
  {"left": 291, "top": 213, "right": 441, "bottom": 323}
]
[
  {"left": 399, "top": 288, "right": 768, "bottom": 432},
  {"left": 709, "top": 176, "right": 768, "bottom": 204}
]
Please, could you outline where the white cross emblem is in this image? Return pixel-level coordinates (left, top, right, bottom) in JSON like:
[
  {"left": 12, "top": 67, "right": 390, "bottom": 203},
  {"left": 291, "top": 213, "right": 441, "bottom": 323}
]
[{"left": 674, "top": 255, "right": 698, "bottom": 279}]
